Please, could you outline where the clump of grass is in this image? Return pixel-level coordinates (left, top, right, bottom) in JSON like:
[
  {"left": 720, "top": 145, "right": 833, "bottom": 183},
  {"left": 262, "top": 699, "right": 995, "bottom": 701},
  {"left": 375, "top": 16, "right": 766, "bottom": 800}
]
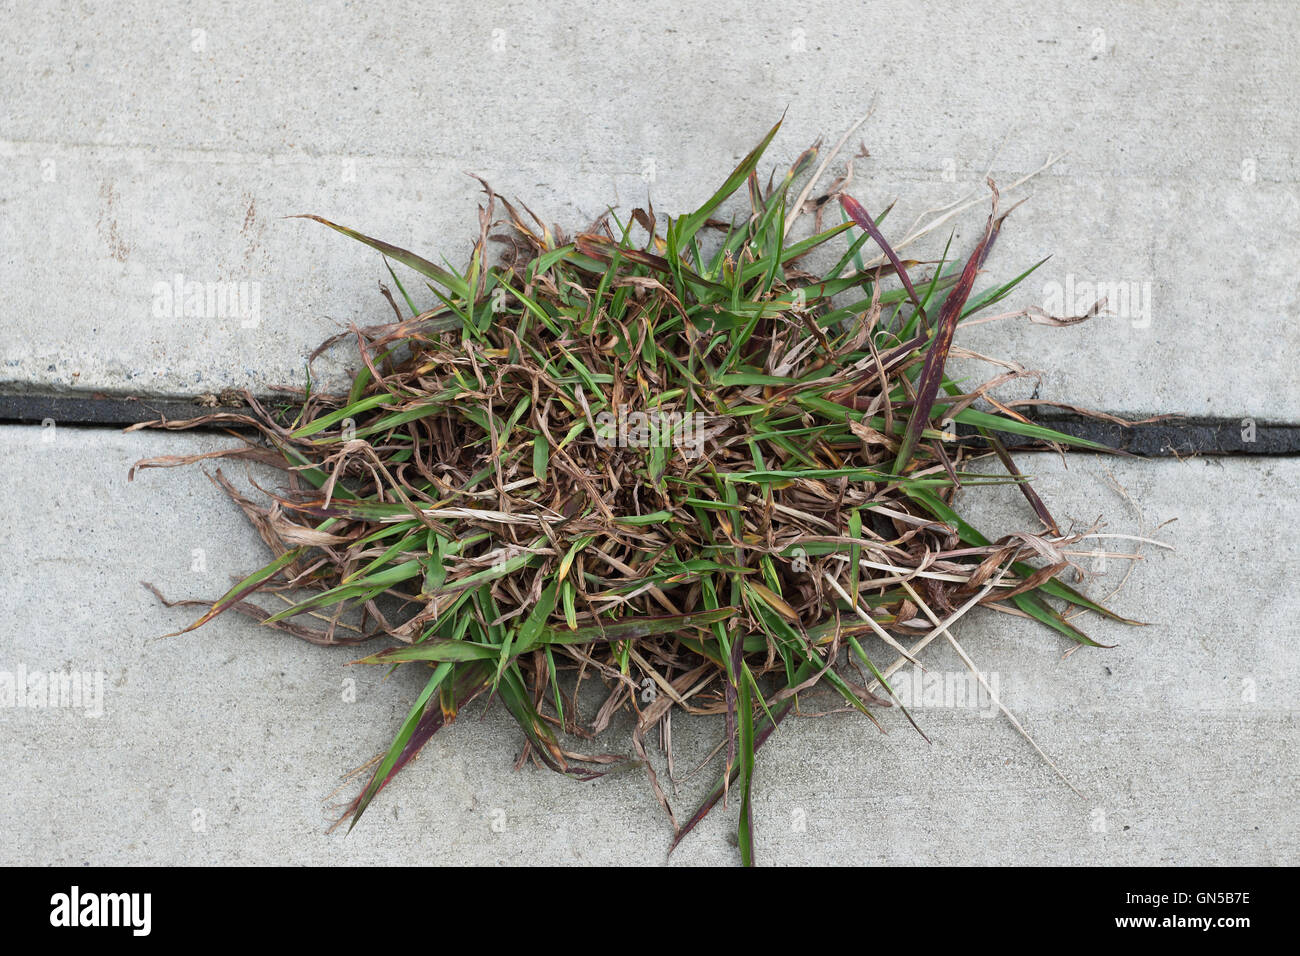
[{"left": 133, "top": 118, "right": 1142, "bottom": 864}]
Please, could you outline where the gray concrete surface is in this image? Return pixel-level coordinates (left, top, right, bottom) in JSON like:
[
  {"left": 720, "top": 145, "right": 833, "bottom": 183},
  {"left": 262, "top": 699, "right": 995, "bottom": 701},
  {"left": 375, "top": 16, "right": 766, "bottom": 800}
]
[
  {"left": 1, "top": 426, "right": 1292, "bottom": 864},
  {"left": 1, "top": 0, "right": 1297, "bottom": 867},
  {"left": 2, "top": 1, "right": 1298, "bottom": 418}
]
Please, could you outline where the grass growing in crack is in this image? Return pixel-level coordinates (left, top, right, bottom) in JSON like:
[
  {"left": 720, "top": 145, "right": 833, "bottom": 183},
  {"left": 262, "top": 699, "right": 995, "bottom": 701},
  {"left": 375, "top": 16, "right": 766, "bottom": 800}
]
[{"left": 133, "top": 118, "right": 1144, "bottom": 864}]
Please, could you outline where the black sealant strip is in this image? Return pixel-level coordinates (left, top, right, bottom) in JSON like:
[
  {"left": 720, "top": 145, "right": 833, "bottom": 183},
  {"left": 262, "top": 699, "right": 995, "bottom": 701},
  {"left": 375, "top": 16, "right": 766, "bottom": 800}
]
[
  {"left": 1, "top": 393, "right": 1297, "bottom": 456},
  {"left": 0, "top": 394, "right": 230, "bottom": 427},
  {"left": 952, "top": 417, "right": 1299, "bottom": 457}
]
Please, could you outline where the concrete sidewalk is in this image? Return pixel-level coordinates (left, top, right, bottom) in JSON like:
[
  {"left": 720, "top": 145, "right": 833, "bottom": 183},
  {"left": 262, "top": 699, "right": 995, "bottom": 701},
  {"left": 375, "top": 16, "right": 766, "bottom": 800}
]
[
  {"left": 0, "top": 426, "right": 1292, "bottom": 864},
  {"left": 1, "top": 0, "right": 1297, "bottom": 865},
  {"left": 2, "top": 1, "right": 1297, "bottom": 417}
]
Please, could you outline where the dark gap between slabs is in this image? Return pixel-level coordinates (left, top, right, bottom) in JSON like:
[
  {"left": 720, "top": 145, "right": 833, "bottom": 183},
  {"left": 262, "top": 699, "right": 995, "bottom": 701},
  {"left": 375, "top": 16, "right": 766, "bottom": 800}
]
[{"left": 1, "top": 392, "right": 1297, "bottom": 456}]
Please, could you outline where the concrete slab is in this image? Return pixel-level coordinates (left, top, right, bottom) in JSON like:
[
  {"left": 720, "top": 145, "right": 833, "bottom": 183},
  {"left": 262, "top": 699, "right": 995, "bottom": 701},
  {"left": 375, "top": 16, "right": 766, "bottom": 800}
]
[
  {"left": 1, "top": 425, "right": 1293, "bottom": 864},
  {"left": 2, "top": 1, "right": 1298, "bottom": 418}
]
